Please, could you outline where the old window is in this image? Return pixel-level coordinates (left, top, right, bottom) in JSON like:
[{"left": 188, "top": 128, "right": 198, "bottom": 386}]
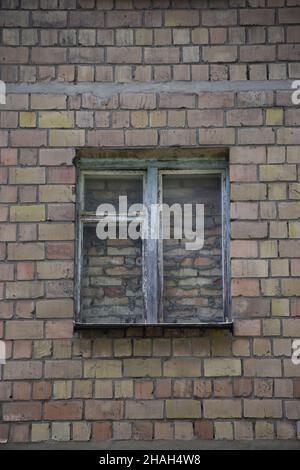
[{"left": 75, "top": 150, "right": 230, "bottom": 326}]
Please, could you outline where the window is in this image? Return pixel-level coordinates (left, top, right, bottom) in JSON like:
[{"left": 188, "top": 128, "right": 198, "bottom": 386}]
[{"left": 75, "top": 149, "right": 230, "bottom": 326}]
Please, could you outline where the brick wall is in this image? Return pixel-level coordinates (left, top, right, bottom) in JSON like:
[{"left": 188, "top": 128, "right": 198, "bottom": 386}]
[{"left": 0, "top": 0, "right": 300, "bottom": 444}]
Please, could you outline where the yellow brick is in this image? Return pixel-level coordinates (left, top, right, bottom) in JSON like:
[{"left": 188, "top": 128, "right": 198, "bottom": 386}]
[
  {"left": 166, "top": 400, "right": 201, "bottom": 418},
  {"left": 255, "top": 422, "right": 274, "bottom": 439},
  {"left": 272, "top": 299, "right": 289, "bottom": 316},
  {"left": 260, "top": 165, "right": 296, "bottom": 181},
  {"left": 174, "top": 422, "right": 193, "bottom": 440},
  {"left": 53, "top": 340, "right": 72, "bottom": 359},
  {"left": 10, "top": 167, "right": 45, "bottom": 184},
  {"left": 36, "top": 299, "right": 74, "bottom": 318},
  {"left": 39, "top": 185, "right": 74, "bottom": 203},
  {"left": 282, "top": 279, "right": 300, "bottom": 296},
  {"left": 38, "top": 223, "right": 74, "bottom": 240},
  {"left": 253, "top": 338, "right": 271, "bottom": 356},
  {"left": 10, "top": 204, "right": 45, "bottom": 222},
  {"left": 232, "top": 259, "right": 268, "bottom": 277},
  {"left": 269, "top": 183, "right": 286, "bottom": 201},
  {"left": 84, "top": 360, "right": 122, "bottom": 378},
  {"left": 49, "top": 130, "right": 85, "bottom": 147},
  {"left": 114, "top": 339, "right": 132, "bottom": 357},
  {"left": 73, "top": 380, "right": 92, "bottom": 398},
  {"left": 260, "top": 240, "right": 278, "bottom": 258},
  {"left": 289, "top": 183, "right": 300, "bottom": 199},
  {"left": 32, "top": 423, "right": 50, "bottom": 442},
  {"left": 289, "top": 221, "right": 300, "bottom": 238},
  {"left": 34, "top": 340, "right": 52, "bottom": 358},
  {"left": 20, "top": 111, "right": 36, "bottom": 128},
  {"left": 266, "top": 108, "right": 283, "bottom": 125},
  {"left": 124, "top": 359, "right": 161, "bottom": 377},
  {"left": 168, "top": 110, "right": 185, "bottom": 127},
  {"left": 136, "top": 28, "right": 152, "bottom": 45},
  {"left": 39, "top": 111, "right": 74, "bottom": 128},
  {"left": 115, "top": 380, "right": 133, "bottom": 398},
  {"left": 204, "top": 359, "right": 241, "bottom": 377},
  {"left": 53, "top": 380, "right": 72, "bottom": 399},
  {"left": 261, "top": 279, "right": 280, "bottom": 296},
  {"left": 37, "top": 261, "right": 73, "bottom": 280},
  {"left": 215, "top": 422, "right": 233, "bottom": 440},
  {"left": 131, "top": 111, "right": 148, "bottom": 128},
  {"left": 263, "top": 319, "right": 281, "bottom": 336},
  {"left": 204, "top": 399, "right": 242, "bottom": 418},
  {"left": 150, "top": 111, "right": 167, "bottom": 127},
  {"left": 271, "top": 259, "right": 289, "bottom": 277},
  {"left": 133, "top": 339, "right": 151, "bottom": 356},
  {"left": 163, "top": 358, "right": 200, "bottom": 377}
]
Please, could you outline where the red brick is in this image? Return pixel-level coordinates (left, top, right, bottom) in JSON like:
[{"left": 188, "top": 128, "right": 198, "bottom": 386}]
[
  {"left": 3, "top": 402, "right": 41, "bottom": 421},
  {"left": 125, "top": 130, "right": 158, "bottom": 146},
  {"left": 44, "top": 401, "right": 83, "bottom": 420},
  {"left": 92, "top": 422, "right": 112, "bottom": 441},
  {"left": 32, "top": 11, "right": 67, "bottom": 27},
  {"left": 240, "top": 46, "right": 276, "bottom": 62},
  {"left": 10, "top": 130, "right": 47, "bottom": 147},
  {"left": 165, "top": 10, "right": 199, "bottom": 27},
  {"left": 120, "top": 93, "right": 156, "bottom": 109},
  {"left": 45, "top": 320, "right": 73, "bottom": 339},
  {"left": 240, "top": 9, "right": 275, "bottom": 25},
  {"left": 32, "top": 381, "right": 52, "bottom": 400},
  {"left": 106, "top": 11, "right": 142, "bottom": 28},
  {"left": 39, "top": 149, "right": 74, "bottom": 166},
  {"left": 48, "top": 204, "right": 75, "bottom": 221},
  {"left": 227, "top": 109, "right": 263, "bottom": 126},
  {"left": 88, "top": 130, "right": 124, "bottom": 147},
  {"left": 203, "top": 46, "right": 237, "bottom": 63},
  {"left": 187, "top": 110, "right": 223, "bottom": 127},
  {"left": 0, "top": 47, "right": 28, "bottom": 64},
  {"left": 10, "top": 424, "right": 30, "bottom": 442},
  {"left": 233, "top": 298, "right": 270, "bottom": 318},
  {"left": 46, "top": 242, "right": 74, "bottom": 260},
  {"left": 144, "top": 47, "right": 180, "bottom": 63},
  {"left": 279, "top": 8, "right": 300, "bottom": 24},
  {"left": 13, "top": 381, "right": 31, "bottom": 400},
  {"left": 239, "top": 128, "right": 275, "bottom": 145},
  {"left": 85, "top": 400, "right": 123, "bottom": 420},
  {"left": 156, "top": 127, "right": 196, "bottom": 145},
  {"left": 31, "top": 47, "right": 66, "bottom": 64},
  {"left": 45, "top": 360, "right": 82, "bottom": 379},
  {"left": 194, "top": 420, "right": 214, "bottom": 439},
  {"left": 69, "top": 11, "right": 104, "bottom": 27},
  {"left": 232, "top": 279, "right": 260, "bottom": 297},
  {"left": 132, "top": 421, "right": 153, "bottom": 440},
  {"left": 278, "top": 45, "right": 300, "bottom": 61},
  {"left": 47, "top": 167, "right": 75, "bottom": 184},
  {"left": 107, "top": 47, "right": 142, "bottom": 64},
  {"left": 200, "top": 128, "right": 235, "bottom": 145},
  {"left": 159, "top": 93, "right": 196, "bottom": 109},
  {"left": 4, "top": 360, "right": 42, "bottom": 379}
]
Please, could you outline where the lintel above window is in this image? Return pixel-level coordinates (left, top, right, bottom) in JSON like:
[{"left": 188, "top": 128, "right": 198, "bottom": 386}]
[{"left": 75, "top": 148, "right": 231, "bottom": 328}]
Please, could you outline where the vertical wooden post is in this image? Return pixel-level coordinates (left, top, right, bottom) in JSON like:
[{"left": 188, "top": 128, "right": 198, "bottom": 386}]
[{"left": 143, "top": 166, "right": 158, "bottom": 324}]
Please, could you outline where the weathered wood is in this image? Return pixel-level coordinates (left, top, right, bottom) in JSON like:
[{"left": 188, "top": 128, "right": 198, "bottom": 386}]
[
  {"left": 143, "top": 166, "right": 159, "bottom": 324},
  {"left": 76, "top": 147, "right": 229, "bottom": 162},
  {"left": 75, "top": 154, "right": 230, "bottom": 326}
]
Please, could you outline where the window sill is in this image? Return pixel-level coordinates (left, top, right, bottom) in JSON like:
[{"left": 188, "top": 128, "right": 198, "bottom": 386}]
[{"left": 74, "top": 321, "right": 233, "bottom": 331}]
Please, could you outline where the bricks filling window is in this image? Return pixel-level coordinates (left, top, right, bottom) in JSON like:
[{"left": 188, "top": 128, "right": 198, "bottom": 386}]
[{"left": 75, "top": 152, "right": 230, "bottom": 326}]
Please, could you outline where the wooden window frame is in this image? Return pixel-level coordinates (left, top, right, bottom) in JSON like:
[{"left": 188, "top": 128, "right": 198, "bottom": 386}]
[{"left": 74, "top": 149, "right": 231, "bottom": 329}]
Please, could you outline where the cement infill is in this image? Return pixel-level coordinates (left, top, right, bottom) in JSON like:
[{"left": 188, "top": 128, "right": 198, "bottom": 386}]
[
  {"left": 6, "top": 80, "right": 293, "bottom": 97},
  {"left": 1, "top": 439, "right": 300, "bottom": 450}
]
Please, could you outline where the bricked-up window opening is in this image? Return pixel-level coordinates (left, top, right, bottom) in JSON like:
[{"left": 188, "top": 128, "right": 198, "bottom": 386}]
[{"left": 75, "top": 152, "right": 230, "bottom": 326}]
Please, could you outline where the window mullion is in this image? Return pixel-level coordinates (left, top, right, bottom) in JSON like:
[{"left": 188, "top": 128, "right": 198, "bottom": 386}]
[{"left": 143, "top": 166, "right": 159, "bottom": 324}]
